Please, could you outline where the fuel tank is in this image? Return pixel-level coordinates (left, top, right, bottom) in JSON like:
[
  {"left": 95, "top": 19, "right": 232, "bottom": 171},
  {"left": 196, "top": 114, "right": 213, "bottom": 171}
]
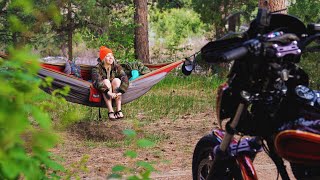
[{"left": 275, "top": 118, "right": 320, "bottom": 165}]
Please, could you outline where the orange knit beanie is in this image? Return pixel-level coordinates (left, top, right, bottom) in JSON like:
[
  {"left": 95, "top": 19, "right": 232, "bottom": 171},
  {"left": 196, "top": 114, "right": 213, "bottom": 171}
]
[{"left": 99, "top": 46, "right": 113, "bottom": 60}]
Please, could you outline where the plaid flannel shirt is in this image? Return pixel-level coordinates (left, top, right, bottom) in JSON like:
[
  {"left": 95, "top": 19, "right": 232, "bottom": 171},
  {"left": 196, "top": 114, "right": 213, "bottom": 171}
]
[{"left": 92, "top": 60, "right": 129, "bottom": 93}]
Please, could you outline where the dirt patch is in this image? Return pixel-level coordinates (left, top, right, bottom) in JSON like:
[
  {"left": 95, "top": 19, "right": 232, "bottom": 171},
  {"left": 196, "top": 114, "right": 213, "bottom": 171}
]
[
  {"left": 52, "top": 111, "right": 295, "bottom": 179},
  {"left": 70, "top": 121, "right": 125, "bottom": 141}
]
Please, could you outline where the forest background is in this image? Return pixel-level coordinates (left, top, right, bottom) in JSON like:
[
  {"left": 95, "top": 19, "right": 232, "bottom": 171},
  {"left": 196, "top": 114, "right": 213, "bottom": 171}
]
[{"left": 0, "top": 0, "right": 320, "bottom": 179}]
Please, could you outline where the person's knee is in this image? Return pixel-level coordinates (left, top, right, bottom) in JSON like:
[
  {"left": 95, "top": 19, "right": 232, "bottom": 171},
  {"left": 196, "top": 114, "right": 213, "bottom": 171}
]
[
  {"left": 112, "top": 78, "right": 121, "bottom": 87},
  {"left": 103, "top": 79, "right": 112, "bottom": 88}
]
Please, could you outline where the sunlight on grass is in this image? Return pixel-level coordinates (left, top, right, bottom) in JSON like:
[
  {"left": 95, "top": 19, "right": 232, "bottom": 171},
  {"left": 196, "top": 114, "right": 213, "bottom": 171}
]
[{"left": 124, "top": 73, "right": 224, "bottom": 122}]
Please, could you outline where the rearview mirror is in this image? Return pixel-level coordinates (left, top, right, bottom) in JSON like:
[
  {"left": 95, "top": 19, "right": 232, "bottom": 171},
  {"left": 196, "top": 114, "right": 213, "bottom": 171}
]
[{"left": 182, "top": 58, "right": 195, "bottom": 76}]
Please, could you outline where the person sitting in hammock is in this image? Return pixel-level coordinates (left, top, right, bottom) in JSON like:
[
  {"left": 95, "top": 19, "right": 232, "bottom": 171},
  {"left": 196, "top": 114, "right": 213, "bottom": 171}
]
[{"left": 92, "top": 46, "right": 129, "bottom": 120}]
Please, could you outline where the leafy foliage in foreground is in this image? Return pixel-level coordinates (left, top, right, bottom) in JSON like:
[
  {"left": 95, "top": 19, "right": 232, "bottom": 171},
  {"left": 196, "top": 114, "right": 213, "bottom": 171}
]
[
  {"left": 0, "top": 48, "right": 64, "bottom": 179},
  {"left": 0, "top": 1, "right": 65, "bottom": 178}
]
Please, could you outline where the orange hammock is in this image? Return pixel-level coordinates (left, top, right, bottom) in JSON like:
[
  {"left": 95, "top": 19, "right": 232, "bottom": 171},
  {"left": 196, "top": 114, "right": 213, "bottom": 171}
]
[{"left": 38, "top": 60, "right": 184, "bottom": 108}]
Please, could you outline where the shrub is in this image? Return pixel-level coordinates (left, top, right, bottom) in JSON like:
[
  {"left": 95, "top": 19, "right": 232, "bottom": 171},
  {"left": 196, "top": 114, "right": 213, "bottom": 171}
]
[
  {"left": 289, "top": 0, "right": 320, "bottom": 23},
  {"left": 300, "top": 52, "right": 320, "bottom": 89},
  {"left": 150, "top": 8, "right": 204, "bottom": 59},
  {"left": 0, "top": 48, "right": 64, "bottom": 179}
]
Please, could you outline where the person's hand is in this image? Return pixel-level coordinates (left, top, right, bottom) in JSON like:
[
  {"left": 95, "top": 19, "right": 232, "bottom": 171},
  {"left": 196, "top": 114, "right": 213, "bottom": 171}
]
[
  {"left": 114, "top": 93, "right": 122, "bottom": 99},
  {"left": 107, "top": 91, "right": 117, "bottom": 99}
]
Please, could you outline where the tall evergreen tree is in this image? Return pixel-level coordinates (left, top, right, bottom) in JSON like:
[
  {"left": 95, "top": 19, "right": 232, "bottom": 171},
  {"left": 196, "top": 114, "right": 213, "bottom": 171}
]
[
  {"left": 259, "top": 0, "right": 288, "bottom": 13},
  {"left": 134, "top": 0, "right": 150, "bottom": 63}
]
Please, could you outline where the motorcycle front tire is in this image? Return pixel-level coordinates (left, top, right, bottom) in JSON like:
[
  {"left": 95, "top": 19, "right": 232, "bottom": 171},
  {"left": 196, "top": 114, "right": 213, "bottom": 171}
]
[{"left": 192, "top": 133, "right": 243, "bottom": 180}]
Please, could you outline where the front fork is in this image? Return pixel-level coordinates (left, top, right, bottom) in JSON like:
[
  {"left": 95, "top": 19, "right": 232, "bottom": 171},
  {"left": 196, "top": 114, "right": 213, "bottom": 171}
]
[
  {"left": 207, "top": 103, "right": 290, "bottom": 180},
  {"left": 219, "top": 103, "right": 246, "bottom": 152},
  {"left": 207, "top": 103, "right": 257, "bottom": 180}
]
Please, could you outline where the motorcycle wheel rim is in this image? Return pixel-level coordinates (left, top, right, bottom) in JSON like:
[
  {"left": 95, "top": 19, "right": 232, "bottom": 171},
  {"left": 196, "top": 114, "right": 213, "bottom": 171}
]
[{"left": 198, "top": 155, "right": 213, "bottom": 180}]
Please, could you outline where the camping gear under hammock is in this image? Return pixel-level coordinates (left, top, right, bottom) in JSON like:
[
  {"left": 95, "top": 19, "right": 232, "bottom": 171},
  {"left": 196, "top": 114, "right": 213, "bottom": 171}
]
[{"left": 38, "top": 60, "right": 184, "bottom": 108}]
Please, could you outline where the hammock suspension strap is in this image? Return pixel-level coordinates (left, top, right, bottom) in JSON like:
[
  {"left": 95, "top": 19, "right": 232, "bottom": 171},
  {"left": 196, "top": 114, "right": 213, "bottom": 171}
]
[{"left": 98, "top": 107, "right": 102, "bottom": 120}]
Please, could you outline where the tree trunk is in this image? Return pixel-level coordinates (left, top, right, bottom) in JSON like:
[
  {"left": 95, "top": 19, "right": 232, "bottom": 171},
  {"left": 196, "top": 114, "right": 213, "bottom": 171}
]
[
  {"left": 67, "top": 0, "right": 73, "bottom": 60},
  {"left": 259, "top": 0, "right": 287, "bottom": 14},
  {"left": 134, "top": 0, "right": 150, "bottom": 63},
  {"left": 228, "top": 14, "right": 240, "bottom": 32}
]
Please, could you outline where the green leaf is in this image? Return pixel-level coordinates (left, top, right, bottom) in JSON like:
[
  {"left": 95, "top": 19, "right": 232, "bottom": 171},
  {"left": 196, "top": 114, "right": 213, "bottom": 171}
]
[
  {"left": 124, "top": 150, "right": 137, "bottom": 158},
  {"left": 123, "top": 129, "right": 136, "bottom": 138},
  {"left": 141, "top": 170, "right": 151, "bottom": 179},
  {"left": 40, "top": 156, "right": 65, "bottom": 171},
  {"left": 31, "top": 106, "right": 51, "bottom": 129},
  {"left": 136, "top": 161, "right": 155, "bottom": 172},
  {"left": 32, "top": 130, "right": 58, "bottom": 150},
  {"left": 7, "top": 146, "right": 28, "bottom": 161},
  {"left": 1, "top": 158, "right": 21, "bottom": 179},
  {"left": 42, "top": 77, "right": 54, "bottom": 88},
  {"left": 127, "top": 175, "right": 141, "bottom": 180},
  {"left": 112, "top": 165, "right": 126, "bottom": 172},
  {"left": 108, "top": 173, "right": 122, "bottom": 179},
  {"left": 137, "top": 139, "right": 155, "bottom": 148}
]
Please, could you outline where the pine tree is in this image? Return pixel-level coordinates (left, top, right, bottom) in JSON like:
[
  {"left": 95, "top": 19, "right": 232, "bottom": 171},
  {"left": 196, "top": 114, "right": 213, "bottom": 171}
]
[
  {"left": 134, "top": 0, "right": 150, "bottom": 63},
  {"left": 259, "top": 0, "right": 288, "bottom": 14}
]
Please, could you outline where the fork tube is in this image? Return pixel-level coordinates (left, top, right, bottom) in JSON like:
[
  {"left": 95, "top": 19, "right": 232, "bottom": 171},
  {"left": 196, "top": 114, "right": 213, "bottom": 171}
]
[
  {"left": 206, "top": 103, "right": 246, "bottom": 180},
  {"left": 220, "top": 103, "right": 245, "bottom": 152}
]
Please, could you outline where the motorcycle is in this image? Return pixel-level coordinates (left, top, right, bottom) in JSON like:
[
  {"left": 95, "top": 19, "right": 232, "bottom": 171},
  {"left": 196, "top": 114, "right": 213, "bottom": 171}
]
[{"left": 182, "top": 9, "right": 320, "bottom": 180}]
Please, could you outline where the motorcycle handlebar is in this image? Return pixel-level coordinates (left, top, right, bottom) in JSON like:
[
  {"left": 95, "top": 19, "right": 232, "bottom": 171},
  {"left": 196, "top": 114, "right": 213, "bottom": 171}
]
[
  {"left": 207, "top": 32, "right": 320, "bottom": 63},
  {"left": 218, "top": 46, "right": 248, "bottom": 62},
  {"left": 301, "top": 33, "right": 320, "bottom": 50}
]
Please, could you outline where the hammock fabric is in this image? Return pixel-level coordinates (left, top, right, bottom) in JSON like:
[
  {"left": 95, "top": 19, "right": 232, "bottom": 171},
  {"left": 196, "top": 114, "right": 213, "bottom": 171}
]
[{"left": 38, "top": 60, "right": 184, "bottom": 108}]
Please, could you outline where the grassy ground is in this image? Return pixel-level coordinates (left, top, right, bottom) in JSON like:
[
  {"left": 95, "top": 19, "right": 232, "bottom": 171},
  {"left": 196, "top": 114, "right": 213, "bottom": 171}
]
[{"left": 123, "top": 71, "right": 224, "bottom": 122}]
